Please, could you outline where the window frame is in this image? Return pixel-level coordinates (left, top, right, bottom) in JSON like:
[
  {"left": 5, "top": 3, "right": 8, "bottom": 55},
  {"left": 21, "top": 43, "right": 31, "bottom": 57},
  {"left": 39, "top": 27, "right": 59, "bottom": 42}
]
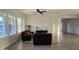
[
  {"left": 7, "top": 15, "right": 16, "bottom": 35},
  {"left": 17, "top": 17, "right": 25, "bottom": 33}
]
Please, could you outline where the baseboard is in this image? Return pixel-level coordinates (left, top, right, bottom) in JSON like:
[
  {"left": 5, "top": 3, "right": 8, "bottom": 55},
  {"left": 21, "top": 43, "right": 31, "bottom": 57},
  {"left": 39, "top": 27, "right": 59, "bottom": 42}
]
[
  {"left": 66, "top": 32, "right": 79, "bottom": 36},
  {"left": 2, "top": 39, "right": 19, "bottom": 50}
]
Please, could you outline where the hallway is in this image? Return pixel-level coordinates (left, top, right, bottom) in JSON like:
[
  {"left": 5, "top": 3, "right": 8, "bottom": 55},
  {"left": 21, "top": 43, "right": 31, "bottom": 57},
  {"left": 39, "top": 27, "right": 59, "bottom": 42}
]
[{"left": 5, "top": 34, "right": 79, "bottom": 50}]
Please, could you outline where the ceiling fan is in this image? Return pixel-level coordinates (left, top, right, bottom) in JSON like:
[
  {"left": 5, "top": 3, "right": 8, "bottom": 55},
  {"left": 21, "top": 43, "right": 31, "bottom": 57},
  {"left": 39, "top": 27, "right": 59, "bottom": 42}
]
[{"left": 36, "top": 9, "right": 46, "bottom": 15}]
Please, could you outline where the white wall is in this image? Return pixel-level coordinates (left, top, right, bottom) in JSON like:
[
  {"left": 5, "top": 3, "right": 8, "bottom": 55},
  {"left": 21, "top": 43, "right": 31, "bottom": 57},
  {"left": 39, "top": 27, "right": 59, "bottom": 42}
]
[
  {"left": 26, "top": 15, "right": 53, "bottom": 33},
  {"left": 67, "top": 19, "right": 79, "bottom": 35},
  {"left": 0, "top": 10, "right": 26, "bottom": 49}
]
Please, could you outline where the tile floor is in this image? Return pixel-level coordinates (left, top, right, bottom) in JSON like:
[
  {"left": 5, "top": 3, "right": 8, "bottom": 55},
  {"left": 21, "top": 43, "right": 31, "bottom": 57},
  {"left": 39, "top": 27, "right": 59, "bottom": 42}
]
[{"left": 5, "top": 34, "right": 79, "bottom": 50}]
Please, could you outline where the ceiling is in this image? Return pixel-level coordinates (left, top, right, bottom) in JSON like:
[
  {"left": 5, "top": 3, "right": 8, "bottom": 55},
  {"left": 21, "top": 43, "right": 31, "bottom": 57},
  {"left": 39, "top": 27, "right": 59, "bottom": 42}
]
[{"left": 18, "top": 9, "right": 79, "bottom": 16}]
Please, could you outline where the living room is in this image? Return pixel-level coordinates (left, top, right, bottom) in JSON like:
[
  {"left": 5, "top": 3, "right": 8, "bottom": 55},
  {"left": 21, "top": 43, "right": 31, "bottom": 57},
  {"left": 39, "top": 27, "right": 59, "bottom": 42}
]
[
  {"left": 1, "top": 0, "right": 79, "bottom": 59},
  {"left": 1, "top": 9, "right": 79, "bottom": 50}
]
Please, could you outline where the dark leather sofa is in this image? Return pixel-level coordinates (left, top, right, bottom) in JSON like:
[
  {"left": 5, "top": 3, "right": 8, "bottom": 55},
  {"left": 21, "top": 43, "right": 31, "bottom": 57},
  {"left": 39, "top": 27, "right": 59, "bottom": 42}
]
[
  {"left": 21, "top": 30, "right": 52, "bottom": 45},
  {"left": 33, "top": 33, "right": 52, "bottom": 45}
]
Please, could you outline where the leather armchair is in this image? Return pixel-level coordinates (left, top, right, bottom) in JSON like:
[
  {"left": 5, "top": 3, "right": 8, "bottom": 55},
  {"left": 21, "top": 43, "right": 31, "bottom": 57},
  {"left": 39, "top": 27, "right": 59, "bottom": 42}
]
[{"left": 21, "top": 31, "right": 33, "bottom": 41}]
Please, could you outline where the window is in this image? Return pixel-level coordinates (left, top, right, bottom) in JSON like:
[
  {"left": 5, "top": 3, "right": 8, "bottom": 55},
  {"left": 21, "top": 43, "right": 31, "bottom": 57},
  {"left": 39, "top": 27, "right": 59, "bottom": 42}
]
[
  {"left": 8, "top": 15, "right": 16, "bottom": 35},
  {"left": 17, "top": 17, "right": 25, "bottom": 33},
  {"left": 0, "top": 16, "right": 6, "bottom": 38},
  {"left": 0, "top": 12, "right": 25, "bottom": 38},
  {"left": 21, "top": 19, "right": 25, "bottom": 31}
]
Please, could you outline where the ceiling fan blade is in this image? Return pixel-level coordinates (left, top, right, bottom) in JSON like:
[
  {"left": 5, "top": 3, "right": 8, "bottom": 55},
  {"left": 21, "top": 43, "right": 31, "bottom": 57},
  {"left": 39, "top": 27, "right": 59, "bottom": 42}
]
[
  {"left": 39, "top": 12, "right": 43, "bottom": 15},
  {"left": 41, "top": 11, "right": 46, "bottom": 12}
]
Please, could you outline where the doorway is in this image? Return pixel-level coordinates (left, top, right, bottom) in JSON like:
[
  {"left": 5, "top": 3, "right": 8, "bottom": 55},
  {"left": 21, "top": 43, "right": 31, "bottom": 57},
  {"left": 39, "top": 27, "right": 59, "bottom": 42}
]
[
  {"left": 61, "top": 18, "right": 79, "bottom": 35},
  {"left": 60, "top": 18, "right": 79, "bottom": 47}
]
